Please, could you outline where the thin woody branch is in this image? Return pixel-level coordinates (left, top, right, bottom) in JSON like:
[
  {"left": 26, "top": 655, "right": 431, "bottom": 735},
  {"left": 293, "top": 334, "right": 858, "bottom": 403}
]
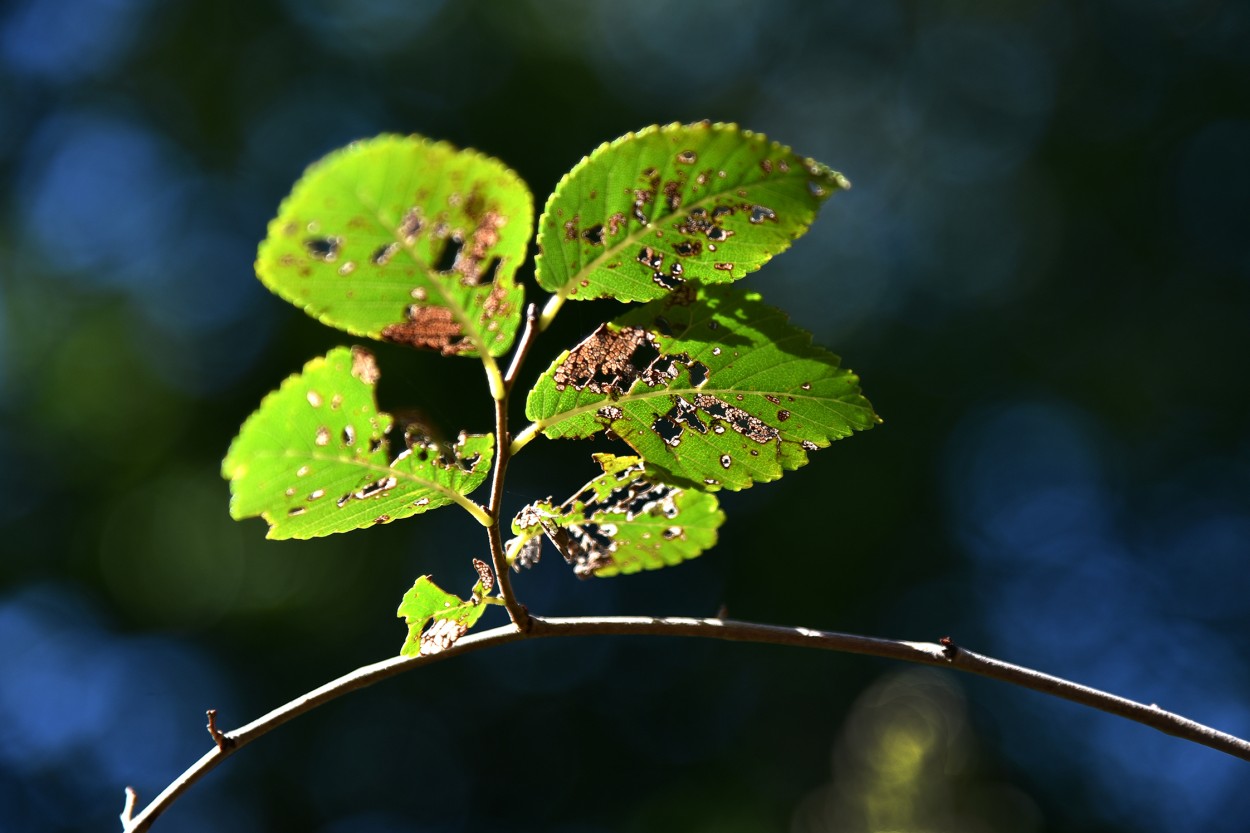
[
  {"left": 119, "top": 615, "right": 1250, "bottom": 832},
  {"left": 483, "top": 303, "right": 542, "bottom": 630}
]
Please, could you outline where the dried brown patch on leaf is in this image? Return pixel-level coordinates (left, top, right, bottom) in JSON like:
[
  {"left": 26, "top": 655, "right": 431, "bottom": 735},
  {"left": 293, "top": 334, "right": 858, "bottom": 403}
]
[
  {"left": 455, "top": 210, "right": 504, "bottom": 286},
  {"left": 349, "top": 346, "right": 381, "bottom": 385},
  {"left": 382, "top": 305, "right": 470, "bottom": 355},
  {"left": 550, "top": 465, "right": 683, "bottom": 578},
  {"left": 420, "top": 617, "right": 468, "bottom": 655},
  {"left": 472, "top": 558, "right": 494, "bottom": 594},
  {"left": 692, "top": 393, "right": 780, "bottom": 443},
  {"left": 553, "top": 325, "right": 661, "bottom": 394}
]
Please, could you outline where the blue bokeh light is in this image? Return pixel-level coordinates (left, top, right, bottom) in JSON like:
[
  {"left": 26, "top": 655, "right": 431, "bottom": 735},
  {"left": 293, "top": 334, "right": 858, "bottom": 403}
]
[
  {"left": 0, "top": 0, "right": 153, "bottom": 83},
  {"left": 944, "top": 399, "right": 1250, "bottom": 831},
  {"left": 0, "top": 584, "right": 240, "bottom": 828},
  {"left": 19, "top": 112, "right": 193, "bottom": 290}
]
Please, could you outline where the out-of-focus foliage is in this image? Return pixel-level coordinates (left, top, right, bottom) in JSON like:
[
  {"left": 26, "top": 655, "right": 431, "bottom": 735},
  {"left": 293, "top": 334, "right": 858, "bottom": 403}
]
[{"left": 2, "top": 0, "right": 1248, "bottom": 831}]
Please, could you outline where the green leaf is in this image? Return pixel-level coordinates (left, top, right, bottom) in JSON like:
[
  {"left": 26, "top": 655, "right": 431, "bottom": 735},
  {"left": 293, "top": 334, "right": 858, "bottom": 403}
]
[
  {"left": 397, "top": 574, "right": 489, "bottom": 657},
  {"left": 511, "top": 454, "right": 724, "bottom": 578},
  {"left": 534, "top": 121, "right": 849, "bottom": 304},
  {"left": 525, "top": 285, "right": 879, "bottom": 490},
  {"left": 223, "top": 346, "right": 493, "bottom": 539},
  {"left": 256, "top": 135, "right": 532, "bottom": 358}
]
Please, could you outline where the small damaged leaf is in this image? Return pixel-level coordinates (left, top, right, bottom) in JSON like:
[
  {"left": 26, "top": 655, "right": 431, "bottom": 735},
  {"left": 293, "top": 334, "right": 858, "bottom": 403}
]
[
  {"left": 525, "top": 285, "right": 879, "bottom": 489},
  {"left": 397, "top": 575, "right": 488, "bottom": 657},
  {"left": 535, "top": 122, "right": 849, "bottom": 303},
  {"left": 256, "top": 135, "right": 533, "bottom": 357},
  {"left": 223, "top": 346, "right": 493, "bottom": 539},
  {"left": 510, "top": 454, "right": 724, "bottom": 578}
]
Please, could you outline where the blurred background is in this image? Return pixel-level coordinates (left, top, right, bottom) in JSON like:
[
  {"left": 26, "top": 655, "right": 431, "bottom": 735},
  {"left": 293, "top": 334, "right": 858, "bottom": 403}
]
[{"left": 2, "top": 0, "right": 1248, "bottom": 830}]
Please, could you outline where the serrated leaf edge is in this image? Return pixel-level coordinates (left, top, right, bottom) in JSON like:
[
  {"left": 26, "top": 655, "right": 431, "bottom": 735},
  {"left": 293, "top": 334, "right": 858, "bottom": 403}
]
[
  {"left": 256, "top": 134, "right": 534, "bottom": 358},
  {"left": 534, "top": 121, "right": 850, "bottom": 304},
  {"left": 222, "top": 347, "right": 494, "bottom": 537}
]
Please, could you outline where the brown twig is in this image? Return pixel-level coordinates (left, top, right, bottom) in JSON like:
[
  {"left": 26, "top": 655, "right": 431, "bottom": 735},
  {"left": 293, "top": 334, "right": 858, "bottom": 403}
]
[
  {"left": 204, "top": 709, "right": 232, "bottom": 751},
  {"left": 119, "top": 614, "right": 1250, "bottom": 832},
  {"left": 119, "top": 786, "right": 138, "bottom": 827},
  {"left": 483, "top": 303, "right": 542, "bottom": 630}
]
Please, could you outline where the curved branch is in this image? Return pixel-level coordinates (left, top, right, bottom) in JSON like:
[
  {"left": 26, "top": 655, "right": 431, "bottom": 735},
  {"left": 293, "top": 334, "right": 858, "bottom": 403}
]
[{"left": 120, "top": 615, "right": 1250, "bottom": 832}]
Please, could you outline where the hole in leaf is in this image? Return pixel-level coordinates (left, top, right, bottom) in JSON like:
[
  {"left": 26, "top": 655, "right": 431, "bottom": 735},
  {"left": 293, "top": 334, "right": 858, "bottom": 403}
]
[
  {"left": 305, "top": 237, "right": 341, "bottom": 262},
  {"left": 434, "top": 236, "right": 463, "bottom": 273},
  {"left": 581, "top": 224, "right": 605, "bottom": 245}
]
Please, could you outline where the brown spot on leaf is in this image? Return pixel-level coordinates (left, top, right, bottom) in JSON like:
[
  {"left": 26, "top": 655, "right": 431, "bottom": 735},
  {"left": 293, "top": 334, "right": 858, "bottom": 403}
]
[
  {"left": 350, "top": 346, "right": 381, "bottom": 384},
  {"left": 420, "top": 617, "right": 468, "bottom": 655},
  {"left": 463, "top": 188, "right": 486, "bottom": 220},
  {"left": 663, "top": 180, "right": 682, "bottom": 212},
  {"left": 692, "top": 394, "right": 780, "bottom": 444},
  {"left": 473, "top": 558, "right": 495, "bottom": 594},
  {"left": 552, "top": 325, "right": 661, "bottom": 394},
  {"left": 638, "top": 246, "right": 662, "bottom": 269},
  {"left": 382, "top": 306, "right": 470, "bottom": 355},
  {"left": 371, "top": 242, "right": 399, "bottom": 266},
  {"left": 535, "top": 462, "right": 686, "bottom": 577},
  {"left": 399, "top": 208, "right": 423, "bottom": 242}
]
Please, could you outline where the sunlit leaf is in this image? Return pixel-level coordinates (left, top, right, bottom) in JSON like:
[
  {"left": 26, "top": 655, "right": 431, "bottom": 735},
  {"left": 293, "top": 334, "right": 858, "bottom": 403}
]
[
  {"left": 256, "top": 135, "right": 532, "bottom": 357},
  {"left": 511, "top": 454, "right": 724, "bottom": 578},
  {"left": 397, "top": 574, "right": 489, "bottom": 657},
  {"left": 525, "top": 285, "right": 879, "bottom": 489},
  {"left": 223, "top": 346, "right": 493, "bottom": 539},
  {"left": 534, "top": 121, "right": 849, "bottom": 303}
]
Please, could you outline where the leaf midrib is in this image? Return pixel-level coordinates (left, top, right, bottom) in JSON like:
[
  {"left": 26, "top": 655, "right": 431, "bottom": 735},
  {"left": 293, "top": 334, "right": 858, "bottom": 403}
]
[{"left": 254, "top": 447, "right": 490, "bottom": 507}]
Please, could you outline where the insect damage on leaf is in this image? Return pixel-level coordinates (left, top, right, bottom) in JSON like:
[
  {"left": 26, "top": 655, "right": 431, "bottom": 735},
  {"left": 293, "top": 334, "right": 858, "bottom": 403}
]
[
  {"left": 526, "top": 285, "right": 879, "bottom": 490},
  {"left": 534, "top": 122, "right": 850, "bottom": 303},
  {"left": 381, "top": 303, "right": 470, "bottom": 355},
  {"left": 552, "top": 322, "right": 710, "bottom": 399},
  {"left": 511, "top": 455, "right": 723, "bottom": 578},
  {"left": 224, "top": 347, "right": 494, "bottom": 539},
  {"left": 397, "top": 574, "right": 489, "bottom": 657},
  {"left": 256, "top": 135, "right": 532, "bottom": 358}
]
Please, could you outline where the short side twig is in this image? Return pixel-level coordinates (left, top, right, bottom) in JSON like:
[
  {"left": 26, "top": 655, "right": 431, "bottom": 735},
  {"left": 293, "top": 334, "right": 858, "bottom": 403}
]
[
  {"left": 119, "top": 786, "right": 138, "bottom": 828},
  {"left": 120, "top": 615, "right": 1250, "bottom": 832},
  {"left": 204, "top": 709, "right": 233, "bottom": 751}
]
